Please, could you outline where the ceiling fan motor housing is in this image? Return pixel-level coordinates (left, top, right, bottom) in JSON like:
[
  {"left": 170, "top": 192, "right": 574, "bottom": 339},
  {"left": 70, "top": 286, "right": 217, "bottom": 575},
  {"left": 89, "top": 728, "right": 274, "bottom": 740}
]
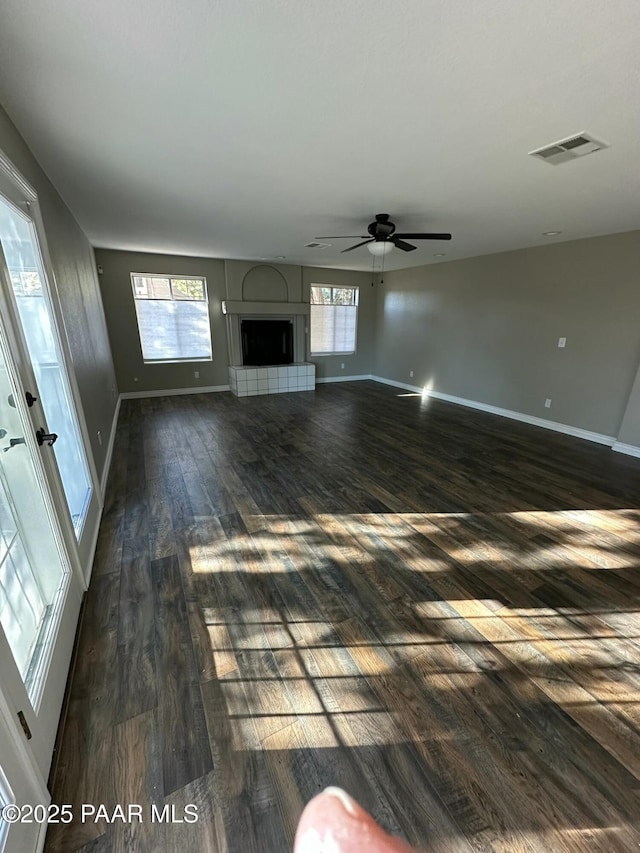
[{"left": 368, "top": 214, "right": 395, "bottom": 240}]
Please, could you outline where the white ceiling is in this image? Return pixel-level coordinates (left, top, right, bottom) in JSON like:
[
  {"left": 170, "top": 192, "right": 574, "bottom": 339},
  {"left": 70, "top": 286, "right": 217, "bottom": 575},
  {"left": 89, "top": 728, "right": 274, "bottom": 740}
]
[{"left": 0, "top": 0, "right": 639, "bottom": 271}]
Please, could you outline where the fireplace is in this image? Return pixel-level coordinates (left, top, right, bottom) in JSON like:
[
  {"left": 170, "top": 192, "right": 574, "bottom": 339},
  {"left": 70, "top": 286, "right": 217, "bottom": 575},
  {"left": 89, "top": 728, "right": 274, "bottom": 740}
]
[
  {"left": 241, "top": 319, "right": 293, "bottom": 366},
  {"left": 223, "top": 260, "right": 314, "bottom": 395}
]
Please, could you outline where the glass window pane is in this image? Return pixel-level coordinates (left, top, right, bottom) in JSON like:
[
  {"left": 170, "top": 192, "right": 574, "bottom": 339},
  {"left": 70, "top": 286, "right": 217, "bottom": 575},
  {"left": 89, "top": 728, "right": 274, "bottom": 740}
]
[
  {"left": 0, "top": 764, "right": 13, "bottom": 849},
  {"left": 170, "top": 278, "right": 205, "bottom": 301},
  {"left": 131, "top": 274, "right": 211, "bottom": 362},
  {"left": 310, "top": 286, "right": 333, "bottom": 305},
  {"left": 333, "top": 287, "right": 355, "bottom": 305},
  {"left": 0, "top": 196, "right": 92, "bottom": 537},
  {"left": 310, "top": 285, "right": 358, "bottom": 354},
  {"left": 132, "top": 276, "right": 172, "bottom": 299},
  {"left": 134, "top": 299, "right": 212, "bottom": 361},
  {"left": 0, "top": 355, "right": 67, "bottom": 694}
]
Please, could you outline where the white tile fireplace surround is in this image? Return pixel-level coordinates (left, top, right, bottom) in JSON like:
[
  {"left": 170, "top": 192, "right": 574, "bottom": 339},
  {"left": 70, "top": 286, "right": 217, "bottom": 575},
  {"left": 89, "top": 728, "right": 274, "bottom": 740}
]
[{"left": 229, "top": 363, "right": 315, "bottom": 397}]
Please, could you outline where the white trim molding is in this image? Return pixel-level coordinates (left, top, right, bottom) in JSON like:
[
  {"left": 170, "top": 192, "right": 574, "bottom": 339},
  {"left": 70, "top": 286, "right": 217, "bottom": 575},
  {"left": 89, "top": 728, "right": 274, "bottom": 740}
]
[
  {"left": 100, "top": 396, "right": 121, "bottom": 498},
  {"left": 79, "top": 396, "right": 121, "bottom": 588},
  {"left": 316, "top": 374, "right": 373, "bottom": 384},
  {"left": 371, "top": 375, "right": 616, "bottom": 447},
  {"left": 611, "top": 441, "right": 640, "bottom": 458},
  {"left": 82, "top": 516, "right": 102, "bottom": 589},
  {"left": 120, "top": 384, "right": 230, "bottom": 400}
]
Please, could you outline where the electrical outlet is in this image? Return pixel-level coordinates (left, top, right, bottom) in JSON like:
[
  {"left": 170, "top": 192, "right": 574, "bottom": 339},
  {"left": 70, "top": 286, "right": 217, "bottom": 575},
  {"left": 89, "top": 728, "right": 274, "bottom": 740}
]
[
  {"left": 340, "top": 363, "right": 345, "bottom": 369},
  {"left": 133, "top": 377, "right": 139, "bottom": 383},
  {"left": 545, "top": 398, "right": 552, "bottom": 408},
  {"left": 97, "top": 430, "right": 102, "bottom": 446},
  {"left": 558, "top": 337, "right": 566, "bottom": 348},
  {"left": 194, "top": 370, "right": 199, "bottom": 379},
  {"left": 409, "top": 370, "right": 414, "bottom": 378}
]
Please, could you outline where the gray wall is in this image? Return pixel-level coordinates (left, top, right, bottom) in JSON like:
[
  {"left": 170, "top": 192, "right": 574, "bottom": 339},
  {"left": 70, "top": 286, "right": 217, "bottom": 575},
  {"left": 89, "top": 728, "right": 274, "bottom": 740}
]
[
  {"left": 0, "top": 106, "right": 117, "bottom": 479},
  {"left": 374, "top": 231, "right": 640, "bottom": 439},
  {"left": 97, "top": 249, "right": 375, "bottom": 392},
  {"left": 302, "top": 266, "right": 375, "bottom": 380},
  {"left": 96, "top": 250, "right": 228, "bottom": 393}
]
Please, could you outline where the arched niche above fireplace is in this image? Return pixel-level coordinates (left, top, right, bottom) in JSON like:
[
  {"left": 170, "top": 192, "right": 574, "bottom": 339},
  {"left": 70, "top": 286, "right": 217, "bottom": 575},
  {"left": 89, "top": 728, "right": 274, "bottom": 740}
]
[{"left": 241, "top": 265, "right": 288, "bottom": 302}]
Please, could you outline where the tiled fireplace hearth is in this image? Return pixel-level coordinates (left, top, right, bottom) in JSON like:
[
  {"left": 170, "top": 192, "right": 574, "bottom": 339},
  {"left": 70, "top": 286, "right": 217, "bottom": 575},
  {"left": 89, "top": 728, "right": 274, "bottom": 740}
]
[{"left": 229, "top": 363, "right": 315, "bottom": 397}]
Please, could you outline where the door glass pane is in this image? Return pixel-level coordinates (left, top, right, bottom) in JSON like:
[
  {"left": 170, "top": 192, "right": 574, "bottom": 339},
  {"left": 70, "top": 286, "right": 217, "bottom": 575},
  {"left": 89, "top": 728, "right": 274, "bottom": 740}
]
[
  {"left": 0, "top": 764, "right": 11, "bottom": 850},
  {"left": 0, "top": 196, "right": 92, "bottom": 537},
  {"left": 0, "top": 329, "right": 68, "bottom": 697}
]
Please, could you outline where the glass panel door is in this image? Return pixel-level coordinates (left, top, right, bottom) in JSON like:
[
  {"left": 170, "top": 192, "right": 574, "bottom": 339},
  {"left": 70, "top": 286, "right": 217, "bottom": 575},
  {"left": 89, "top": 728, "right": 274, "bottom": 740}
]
[
  {"left": 0, "top": 158, "right": 86, "bottom": 785},
  {"left": 0, "top": 302, "right": 81, "bottom": 780},
  {"left": 0, "top": 196, "right": 92, "bottom": 537},
  {"left": 0, "top": 744, "right": 46, "bottom": 853},
  {"left": 0, "top": 764, "right": 10, "bottom": 851},
  {"left": 0, "top": 334, "right": 68, "bottom": 704},
  {"left": 0, "top": 685, "right": 49, "bottom": 853}
]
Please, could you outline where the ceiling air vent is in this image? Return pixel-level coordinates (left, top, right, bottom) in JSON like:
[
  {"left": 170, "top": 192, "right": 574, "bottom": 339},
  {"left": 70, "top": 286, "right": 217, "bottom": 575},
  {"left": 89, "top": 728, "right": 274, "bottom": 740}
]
[
  {"left": 529, "top": 132, "right": 608, "bottom": 165},
  {"left": 305, "top": 241, "right": 330, "bottom": 249}
]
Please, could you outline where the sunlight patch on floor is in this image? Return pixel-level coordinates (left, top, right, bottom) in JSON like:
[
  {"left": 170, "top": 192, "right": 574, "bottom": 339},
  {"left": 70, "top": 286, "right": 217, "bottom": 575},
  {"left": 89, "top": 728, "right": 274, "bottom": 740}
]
[{"left": 186, "top": 505, "right": 640, "bottom": 764}]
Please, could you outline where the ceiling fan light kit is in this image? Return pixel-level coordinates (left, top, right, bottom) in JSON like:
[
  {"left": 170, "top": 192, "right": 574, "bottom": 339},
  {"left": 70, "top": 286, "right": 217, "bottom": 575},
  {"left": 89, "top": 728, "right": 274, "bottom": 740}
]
[{"left": 368, "top": 241, "right": 394, "bottom": 257}]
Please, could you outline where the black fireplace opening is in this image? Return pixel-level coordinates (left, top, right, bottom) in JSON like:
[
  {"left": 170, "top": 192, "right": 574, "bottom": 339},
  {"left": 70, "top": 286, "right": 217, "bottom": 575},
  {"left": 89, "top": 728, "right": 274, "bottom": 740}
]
[{"left": 241, "top": 319, "right": 294, "bottom": 366}]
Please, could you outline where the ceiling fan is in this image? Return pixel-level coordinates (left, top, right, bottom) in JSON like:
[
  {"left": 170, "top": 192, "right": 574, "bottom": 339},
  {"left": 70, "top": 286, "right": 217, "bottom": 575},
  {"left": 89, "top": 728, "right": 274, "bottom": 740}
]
[{"left": 317, "top": 213, "right": 452, "bottom": 255}]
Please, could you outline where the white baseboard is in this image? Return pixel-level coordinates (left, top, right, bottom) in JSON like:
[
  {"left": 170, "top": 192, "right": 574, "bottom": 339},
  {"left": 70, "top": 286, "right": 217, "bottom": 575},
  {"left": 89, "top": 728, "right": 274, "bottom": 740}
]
[
  {"left": 371, "top": 376, "right": 424, "bottom": 393},
  {"left": 611, "top": 441, "right": 640, "bottom": 458},
  {"left": 370, "top": 375, "right": 615, "bottom": 447},
  {"left": 83, "top": 511, "right": 102, "bottom": 588},
  {"left": 100, "top": 395, "right": 121, "bottom": 498},
  {"left": 316, "top": 374, "right": 373, "bottom": 384},
  {"left": 120, "top": 384, "right": 230, "bottom": 400},
  {"left": 79, "top": 396, "right": 122, "bottom": 588}
]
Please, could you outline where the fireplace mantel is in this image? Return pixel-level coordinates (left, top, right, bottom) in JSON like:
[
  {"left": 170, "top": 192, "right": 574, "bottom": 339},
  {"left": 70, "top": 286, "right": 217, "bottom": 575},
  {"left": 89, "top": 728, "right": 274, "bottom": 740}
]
[{"left": 224, "top": 300, "right": 309, "bottom": 315}]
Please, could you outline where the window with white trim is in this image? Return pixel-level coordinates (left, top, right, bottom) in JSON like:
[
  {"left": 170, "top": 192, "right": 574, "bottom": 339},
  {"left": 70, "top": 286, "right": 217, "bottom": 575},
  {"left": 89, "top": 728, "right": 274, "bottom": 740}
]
[
  {"left": 309, "top": 286, "right": 359, "bottom": 356},
  {"left": 131, "top": 274, "right": 212, "bottom": 362}
]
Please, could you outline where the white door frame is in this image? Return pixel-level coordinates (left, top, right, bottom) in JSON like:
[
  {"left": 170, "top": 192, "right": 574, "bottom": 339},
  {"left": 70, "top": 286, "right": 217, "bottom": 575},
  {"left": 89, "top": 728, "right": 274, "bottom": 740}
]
[
  {"left": 0, "top": 302, "right": 83, "bottom": 775},
  {"left": 0, "top": 686, "right": 49, "bottom": 853},
  {"left": 0, "top": 150, "right": 102, "bottom": 589},
  {"left": 0, "top": 145, "right": 98, "bottom": 823}
]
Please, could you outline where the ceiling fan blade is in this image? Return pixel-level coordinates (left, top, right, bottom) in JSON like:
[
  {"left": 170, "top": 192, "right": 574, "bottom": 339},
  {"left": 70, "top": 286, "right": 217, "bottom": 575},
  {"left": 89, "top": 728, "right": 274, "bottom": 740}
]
[
  {"left": 314, "top": 235, "right": 369, "bottom": 239},
  {"left": 392, "top": 238, "right": 417, "bottom": 252},
  {"left": 394, "top": 233, "right": 452, "bottom": 240},
  {"left": 341, "top": 239, "right": 374, "bottom": 253}
]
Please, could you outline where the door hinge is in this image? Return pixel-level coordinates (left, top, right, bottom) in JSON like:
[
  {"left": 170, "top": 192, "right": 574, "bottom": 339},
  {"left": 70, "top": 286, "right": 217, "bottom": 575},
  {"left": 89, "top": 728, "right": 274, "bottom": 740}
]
[{"left": 17, "top": 710, "right": 32, "bottom": 740}]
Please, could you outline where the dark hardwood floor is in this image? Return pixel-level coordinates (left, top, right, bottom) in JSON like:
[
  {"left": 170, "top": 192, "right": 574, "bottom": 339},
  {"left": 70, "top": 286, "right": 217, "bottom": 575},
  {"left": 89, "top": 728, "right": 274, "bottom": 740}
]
[{"left": 46, "top": 381, "right": 640, "bottom": 852}]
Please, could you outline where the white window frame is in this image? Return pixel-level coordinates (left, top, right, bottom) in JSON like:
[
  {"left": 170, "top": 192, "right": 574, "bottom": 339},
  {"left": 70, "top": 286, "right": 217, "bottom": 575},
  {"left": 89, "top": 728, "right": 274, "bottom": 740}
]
[
  {"left": 309, "top": 285, "right": 359, "bottom": 357},
  {"left": 130, "top": 273, "right": 212, "bottom": 364}
]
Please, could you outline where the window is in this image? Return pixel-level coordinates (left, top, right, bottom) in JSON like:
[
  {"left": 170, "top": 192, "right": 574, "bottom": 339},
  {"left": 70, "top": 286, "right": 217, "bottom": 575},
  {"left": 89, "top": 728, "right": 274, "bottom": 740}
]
[
  {"left": 309, "top": 285, "right": 359, "bottom": 355},
  {"left": 131, "top": 274, "right": 212, "bottom": 362}
]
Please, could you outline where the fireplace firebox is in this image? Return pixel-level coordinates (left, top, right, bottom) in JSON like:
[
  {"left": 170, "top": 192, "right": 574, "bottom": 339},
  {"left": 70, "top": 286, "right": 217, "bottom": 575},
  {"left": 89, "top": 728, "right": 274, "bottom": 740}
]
[{"left": 241, "top": 319, "right": 293, "bottom": 366}]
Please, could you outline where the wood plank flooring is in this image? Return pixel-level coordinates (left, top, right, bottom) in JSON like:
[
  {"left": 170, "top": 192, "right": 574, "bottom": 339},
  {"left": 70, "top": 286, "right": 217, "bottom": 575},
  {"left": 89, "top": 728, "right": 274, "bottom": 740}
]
[{"left": 46, "top": 381, "right": 640, "bottom": 852}]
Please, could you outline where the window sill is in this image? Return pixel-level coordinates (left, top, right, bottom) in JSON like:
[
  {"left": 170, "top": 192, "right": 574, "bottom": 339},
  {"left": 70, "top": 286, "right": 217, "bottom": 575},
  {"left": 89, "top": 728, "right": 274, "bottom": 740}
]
[
  {"left": 142, "top": 357, "right": 213, "bottom": 365},
  {"left": 309, "top": 352, "right": 355, "bottom": 358}
]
